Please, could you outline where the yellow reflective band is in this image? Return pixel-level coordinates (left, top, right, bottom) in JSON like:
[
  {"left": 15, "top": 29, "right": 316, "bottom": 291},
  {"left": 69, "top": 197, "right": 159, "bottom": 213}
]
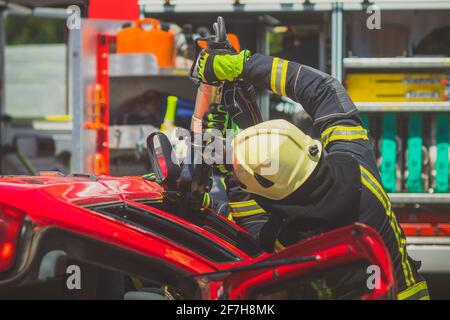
[
  {"left": 397, "top": 281, "right": 430, "bottom": 300},
  {"left": 360, "top": 166, "right": 389, "bottom": 203},
  {"left": 321, "top": 126, "right": 368, "bottom": 148},
  {"left": 229, "top": 199, "right": 266, "bottom": 218},
  {"left": 360, "top": 165, "right": 415, "bottom": 287},
  {"left": 231, "top": 208, "right": 266, "bottom": 218},
  {"left": 280, "top": 60, "right": 289, "bottom": 96},
  {"left": 229, "top": 199, "right": 259, "bottom": 208},
  {"left": 198, "top": 52, "right": 209, "bottom": 80},
  {"left": 271, "top": 58, "right": 280, "bottom": 94},
  {"left": 360, "top": 174, "right": 413, "bottom": 287},
  {"left": 360, "top": 166, "right": 409, "bottom": 244},
  {"left": 361, "top": 175, "right": 411, "bottom": 287},
  {"left": 321, "top": 125, "right": 366, "bottom": 138},
  {"left": 323, "top": 134, "right": 368, "bottom": 148},
  {"left": 202, "top": 193, "right": 211, "bottom": 208},
  {"left": 220, "top": 176, "right": 227, "bottom": 190},
  {"left": 227, "top": 212, "right": 235, "bottom": 222},
  {"left": 274, "top": 239, "right": 285, "bottom": 252}
]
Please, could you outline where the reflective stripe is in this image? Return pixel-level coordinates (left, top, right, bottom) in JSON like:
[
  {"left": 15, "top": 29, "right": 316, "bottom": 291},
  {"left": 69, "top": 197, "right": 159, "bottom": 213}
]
[
  {"left": 280, "top": 60, "right": 289, "bottom": 96},
  {"left": 229, "top": 199, "right": 258, "bottom": 208},
  {"left": 323, "top": 134, "right": 368, "bottom": 147},
  {"left": 322, "top": 125, "right": 366, "bottom": 138},
  {"left": 360, "top": 165, "right": 415, "bottom": 287},
  {"left": 232, "top": 208, "right": 266, "bottom": 218},
  {"left": 270, "top": 58, "right": 280, "bottom": 93},
  {"left": 202, "top": 192, "right": 211, "bottom": 208},
  {"left": 275, "top": 60, "right": 283, "bottom": 94},
  {"left": 398, "top": 281, "right": 430, "bottom": 300},
  {"left": 197, "top": 52, "right": 209, "bottom": 80},
  {"left": 270, "top": 57, "right": 289, "bottom": 96},
  {"left": 229, "top": 200, "right": 266, "bottom": 218},
  {"left": 321, "top": 125, "right": 368, "bottom": 148},
  {"left": 220, "top": 176, "right": 227, "bottom": 190},
  {"left": 361, "top": 167, "right": 414, "bottom": 287},
  {"left": 274, "top": 239, "right": 285, "bottom": 252}
]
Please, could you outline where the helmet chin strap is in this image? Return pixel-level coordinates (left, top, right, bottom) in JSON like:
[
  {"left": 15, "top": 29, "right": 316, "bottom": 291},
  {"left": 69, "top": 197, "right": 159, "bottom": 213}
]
[
  {"left": 256, "top": 152, "right": 363, "bottom": 252},
  {"left": 254, "top": 154, "right": 333, "bottom": 208}
]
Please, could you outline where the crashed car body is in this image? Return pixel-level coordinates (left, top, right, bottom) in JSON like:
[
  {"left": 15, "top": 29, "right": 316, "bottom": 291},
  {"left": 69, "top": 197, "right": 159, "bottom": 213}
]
[{"left": 0, "top": 174, "right": 396, "bottom": 299}]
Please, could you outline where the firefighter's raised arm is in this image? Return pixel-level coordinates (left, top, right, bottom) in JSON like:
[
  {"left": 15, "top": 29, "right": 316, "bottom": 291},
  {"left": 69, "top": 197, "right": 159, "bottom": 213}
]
[
  {"left": 242, "top": 54, "right": 359, "bottom": 128},
  {"left": 195, "top": 50, "right": 371, "bottom": 159},
  {"left": 196, "top": 50, "right": 359, "bottom": 129}
]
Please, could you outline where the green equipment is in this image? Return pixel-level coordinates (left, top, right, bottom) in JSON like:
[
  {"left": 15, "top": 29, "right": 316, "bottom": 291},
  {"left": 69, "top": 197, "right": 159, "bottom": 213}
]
[
  {"left": 380, "top": 114, "right": 398, "bottom": 193},
  {"left": 406, "top": 113, "right": 423, "bottom": 192},
  {"left": 435, "top": 113, "right": 449, "bottom": 193}
]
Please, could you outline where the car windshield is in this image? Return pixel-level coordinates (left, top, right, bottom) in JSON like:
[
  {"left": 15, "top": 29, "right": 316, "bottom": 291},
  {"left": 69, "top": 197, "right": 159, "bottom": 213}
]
[
  {"left": 135, "top": 199, "right": 264, "bottom": 258},
  {"left": 88, "top": 202, "right": 243, "bottom": 263}
]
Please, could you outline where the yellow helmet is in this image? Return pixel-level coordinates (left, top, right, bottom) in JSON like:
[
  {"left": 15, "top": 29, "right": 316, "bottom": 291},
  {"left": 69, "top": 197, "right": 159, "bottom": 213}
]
[{"left": 232, "top": 119, "right": 322, "bottom": 200}]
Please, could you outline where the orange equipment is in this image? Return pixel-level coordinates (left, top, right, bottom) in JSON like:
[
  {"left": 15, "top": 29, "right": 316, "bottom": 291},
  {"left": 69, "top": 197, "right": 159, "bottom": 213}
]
[
  {"left": 117, "top": 18, "right": 176, "bottom": 67},
  {"left": 85, "top": 84, "right": 105, "bottom": 130},
  {"left": 198, "top": 33, "right": 241, "bottom": 52},
  {"left": 226, "top": 33, "right": 241, "bottom": 52}
]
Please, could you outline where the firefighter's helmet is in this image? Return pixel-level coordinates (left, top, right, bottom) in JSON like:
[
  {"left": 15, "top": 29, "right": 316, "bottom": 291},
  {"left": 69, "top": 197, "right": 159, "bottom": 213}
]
[{"left": 232, "top": 119, "right": 322, "bottom": 200}]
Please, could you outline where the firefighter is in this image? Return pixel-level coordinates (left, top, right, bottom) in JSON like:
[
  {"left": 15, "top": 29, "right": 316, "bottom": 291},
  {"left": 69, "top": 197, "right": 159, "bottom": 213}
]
[{"left": 196, "top": 49, "right": 430, "bottom": 300}]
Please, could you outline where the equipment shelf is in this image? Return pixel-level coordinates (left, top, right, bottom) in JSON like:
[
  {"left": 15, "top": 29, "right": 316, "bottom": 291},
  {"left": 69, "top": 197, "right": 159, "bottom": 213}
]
[
  {"left": 344, "top": 57, "right": 450, "bottom": 69},
  {"left": 389, "top": 193, "right": 450, "bottom": 204},
  {"left": 108, "top": 53, "right": 190, "bottom": 78},
  {"left": 356, "top": 102, "right": 450, "bottom": 113},
  {"left": 140, "top": 0, "right": 450, "bottom": 14}
]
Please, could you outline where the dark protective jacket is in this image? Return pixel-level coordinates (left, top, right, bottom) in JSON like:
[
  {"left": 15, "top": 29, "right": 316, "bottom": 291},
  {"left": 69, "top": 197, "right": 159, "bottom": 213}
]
[{"left": 232, "top": 53, "right": 429, "bottom": 300}]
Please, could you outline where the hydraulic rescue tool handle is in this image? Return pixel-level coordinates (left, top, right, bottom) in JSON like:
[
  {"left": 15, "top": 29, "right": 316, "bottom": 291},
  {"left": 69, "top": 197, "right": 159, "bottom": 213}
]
[
  {"left": 190, "top": 84, "right": 223, "bottom": 133},
  {"left": 188, "top": 16, "right": 230, "bottom": 212},
  {"left": 190, "top": 16, "right": 229, "bottom": 133},
  {"left": 146, "top": 16, "right": 262, "bottom": 214},
  {"left": 213, "top": 17, "right": 227, "bottom": 43}
]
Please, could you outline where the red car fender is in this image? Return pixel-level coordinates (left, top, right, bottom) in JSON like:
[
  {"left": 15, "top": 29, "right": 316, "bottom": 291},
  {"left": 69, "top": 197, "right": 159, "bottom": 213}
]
[{"left": 222, "top": 223, "right": 396, "bottom": 300}]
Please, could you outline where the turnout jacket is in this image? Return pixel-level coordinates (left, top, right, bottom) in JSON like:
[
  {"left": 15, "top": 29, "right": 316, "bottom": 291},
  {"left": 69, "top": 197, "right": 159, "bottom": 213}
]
[{"left": 234, "top": 53, "right": 429, "bottom": 300}]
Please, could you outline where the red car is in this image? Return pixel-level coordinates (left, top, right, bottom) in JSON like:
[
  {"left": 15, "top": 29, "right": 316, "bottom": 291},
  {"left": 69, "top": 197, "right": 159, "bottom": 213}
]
[{"left": 0, "top": 173, "right": 396, "bottom": 299}]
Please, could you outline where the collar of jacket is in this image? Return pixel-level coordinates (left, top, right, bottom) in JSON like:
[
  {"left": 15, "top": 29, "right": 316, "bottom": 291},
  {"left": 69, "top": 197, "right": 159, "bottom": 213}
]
[{"left": 255, "top": 152, "right": 362, "bottom": 252}]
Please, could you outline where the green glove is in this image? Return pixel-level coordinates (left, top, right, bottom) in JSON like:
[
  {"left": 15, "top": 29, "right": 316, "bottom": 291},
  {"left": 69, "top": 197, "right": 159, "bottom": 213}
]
[
  {"left": 203, "top": 104, "right": 229, "bottom": 136},
  {"left": 197, "top": 49, "right": 251, "bottom": 83},
  {"left": 202, "top": 105, "right": 238, "bottom": 175},
  {"left": 142, "top": 172, "right": 157, "bottom": 182}
]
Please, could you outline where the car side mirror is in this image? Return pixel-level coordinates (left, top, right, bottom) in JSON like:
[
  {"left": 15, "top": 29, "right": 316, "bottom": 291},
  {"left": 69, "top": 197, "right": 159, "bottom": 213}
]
[{"left": 146, "top": 132, "right": 181, "bottom": 188}]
